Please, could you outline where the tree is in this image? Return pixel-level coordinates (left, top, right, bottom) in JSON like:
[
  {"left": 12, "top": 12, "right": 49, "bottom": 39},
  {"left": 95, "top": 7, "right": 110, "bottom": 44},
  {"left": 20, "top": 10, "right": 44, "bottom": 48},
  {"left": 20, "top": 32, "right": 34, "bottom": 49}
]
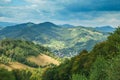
[
  {"left": 72, "top": 74, "right": 87, "bottom": 80},
  {"left": 106, "top": 54, "right": 120, "bottom": 80},
  {"left": 89, "top": 56, "right": 107, "bottom": 80},
  {"left": 0, "top": 68, "right": 15, "bottom": 80},
  {"left": 13, "top": 69, "right": 32, "bottom": 80}
]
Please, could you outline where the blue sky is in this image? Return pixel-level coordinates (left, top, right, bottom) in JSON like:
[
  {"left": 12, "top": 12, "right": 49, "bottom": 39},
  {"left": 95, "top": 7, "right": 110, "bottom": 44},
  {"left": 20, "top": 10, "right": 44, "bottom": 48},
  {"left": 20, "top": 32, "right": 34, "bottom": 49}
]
[{"left": 0, "top": 0, "right": 120, "bottom": 27}]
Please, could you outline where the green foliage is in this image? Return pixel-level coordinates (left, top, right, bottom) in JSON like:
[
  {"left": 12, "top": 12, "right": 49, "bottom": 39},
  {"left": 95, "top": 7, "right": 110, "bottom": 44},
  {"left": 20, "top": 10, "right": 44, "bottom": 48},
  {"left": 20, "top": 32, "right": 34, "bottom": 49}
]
[
  {"left": 42, "top": 50, "right": 88, "bottom": 80},
  {"left": 0, "top": 39, "right": 50, "bottom": 67},
  {"left": 0, "top": 68, "right": 15, "bottom": 80},
  {"left": 42, "top": 68, "right": 57, "bottom": 80},
  {"left": 71, "top": 50, "right": 89, "bottom": 74},
  {"left": 13, "top": 69, "right": 32, "bottom": 80},
  {"left": 30, "top": 68, "right": 42, "bottom": 80},
  {"left": 89, "top": 56, "right": 107, "bottom": 80},
  {"left": 13, "top": 68, "right": 43, "bottom": 80},
  {"left": 72, "top": 74, "right": 87, "bottom": 80},
  {"left": 0, "top": 54, "right": 12, "bottom": 64},
  {"left": 106, "top": 54, "right": 120, "bottom": 80}
]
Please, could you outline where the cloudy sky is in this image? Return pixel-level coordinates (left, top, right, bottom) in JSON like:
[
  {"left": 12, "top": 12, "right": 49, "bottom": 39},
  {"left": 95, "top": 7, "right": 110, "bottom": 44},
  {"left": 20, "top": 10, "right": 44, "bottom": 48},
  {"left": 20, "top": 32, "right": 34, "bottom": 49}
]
[{"left": 0, "top": 0, "right": 120, "bottom": 27}]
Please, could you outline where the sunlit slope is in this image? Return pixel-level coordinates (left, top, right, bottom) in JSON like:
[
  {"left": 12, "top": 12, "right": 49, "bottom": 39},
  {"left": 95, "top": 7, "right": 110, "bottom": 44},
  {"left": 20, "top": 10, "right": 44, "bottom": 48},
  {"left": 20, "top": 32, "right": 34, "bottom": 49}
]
[
  {"left": 0, "top": 39, "right": 59, "bottom": 69},
  {"left": 27, "top": 54, "right": 59, "bottom": 66}
]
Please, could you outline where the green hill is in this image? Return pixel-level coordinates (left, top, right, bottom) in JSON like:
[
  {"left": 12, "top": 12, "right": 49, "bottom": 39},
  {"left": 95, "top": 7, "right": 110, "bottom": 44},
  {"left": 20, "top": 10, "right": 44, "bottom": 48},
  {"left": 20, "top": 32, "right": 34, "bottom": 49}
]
[
  {"left": 0, "top": 22, "right": 108, "bottom": 57},
  {"left": 0, "top": 39, "right": 59, "bottom": 68},
  {"left": 0, "top": 39, "right": 60, "bottom": 80}
]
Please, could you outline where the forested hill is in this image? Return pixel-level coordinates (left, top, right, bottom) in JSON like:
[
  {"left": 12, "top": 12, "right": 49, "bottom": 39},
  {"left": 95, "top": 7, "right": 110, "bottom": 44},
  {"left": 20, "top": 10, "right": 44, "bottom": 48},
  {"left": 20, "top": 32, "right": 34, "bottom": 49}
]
[
  {"left": 42, "top": 27, "right": 120, "bottom": 80},
  {"left": 0, "top": 39, "right": 59, "bottom": 68},
  {"left": 0, "top": 39, "right": 60, "bottom": 80},
  {"left": 0, "top": 22, "right": 108, "bottom": 57}
]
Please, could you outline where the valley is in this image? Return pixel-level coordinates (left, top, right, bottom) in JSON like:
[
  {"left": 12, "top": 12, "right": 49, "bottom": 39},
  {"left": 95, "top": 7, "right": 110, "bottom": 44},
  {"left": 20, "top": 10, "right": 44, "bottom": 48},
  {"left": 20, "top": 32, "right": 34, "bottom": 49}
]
[
  {"left": 0, "top": 22, "right": 111, "bottom": 57},
  {"left": 0, "top": 0, "right": 119, "bottom": 80},
  {"left": 0, "top": 23, "right": 119, "bottom": 80}
]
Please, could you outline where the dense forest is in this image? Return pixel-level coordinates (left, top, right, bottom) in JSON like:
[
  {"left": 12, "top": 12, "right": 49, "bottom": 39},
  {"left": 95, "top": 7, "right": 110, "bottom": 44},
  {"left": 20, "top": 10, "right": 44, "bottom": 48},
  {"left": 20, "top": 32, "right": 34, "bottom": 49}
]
[{"left": 0, "top": 27, "right": 120, "bottom": 80}]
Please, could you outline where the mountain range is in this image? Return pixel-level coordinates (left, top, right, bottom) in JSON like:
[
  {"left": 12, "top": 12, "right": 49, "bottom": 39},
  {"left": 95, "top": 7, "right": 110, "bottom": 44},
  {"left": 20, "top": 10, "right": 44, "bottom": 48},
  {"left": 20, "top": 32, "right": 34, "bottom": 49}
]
[
  {"left": 0, "top": 22, "right": 115, "bottom": 57},
  {"left": 0, "top": 22, "right": 17, "bottom": 27},
  {"left": 95, "top": 26, "right": 115, "bottom": 33}
]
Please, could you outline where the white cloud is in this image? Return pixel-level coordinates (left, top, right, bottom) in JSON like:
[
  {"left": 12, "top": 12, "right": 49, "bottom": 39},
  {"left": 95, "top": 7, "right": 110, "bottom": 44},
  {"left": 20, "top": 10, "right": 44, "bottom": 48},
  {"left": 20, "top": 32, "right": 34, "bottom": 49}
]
[
  {"left": 0, "top": 0, "right": 120, "bottom": 27},
  {"left": 25, "top": 0, "right": 48, "bottom": 4},
  {"left": 0, "top": 0, "right": 12, "bottom": 3}
]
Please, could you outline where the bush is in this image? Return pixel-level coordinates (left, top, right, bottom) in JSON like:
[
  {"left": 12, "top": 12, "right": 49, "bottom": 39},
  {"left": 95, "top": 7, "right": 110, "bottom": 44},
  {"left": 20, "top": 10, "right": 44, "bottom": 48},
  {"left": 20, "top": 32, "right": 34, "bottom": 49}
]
[{"left": 0, "top": 68, "right": 15, "bottom": 80}]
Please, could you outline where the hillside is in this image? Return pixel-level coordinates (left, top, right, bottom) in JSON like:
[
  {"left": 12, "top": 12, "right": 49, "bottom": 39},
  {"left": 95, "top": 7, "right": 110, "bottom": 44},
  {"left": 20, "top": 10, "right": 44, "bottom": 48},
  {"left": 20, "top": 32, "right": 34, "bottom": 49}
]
[
  {"left": 42, "top": 27, "right": 120, "bottom": 80},
  {"left": 0, "top": 39, "right": 59, "bottom": 68},
  {"left": 27, "top": 54, "right": 59, "bottom": 66},
  {"left": 0, "top": 39, "right": 60, "bottom": 80},
  {"left": 0, "top": 22, "right": 108, "bottom": 57},
  {"left": 0, "top": 62, "right": 31, "bottom": 71}
]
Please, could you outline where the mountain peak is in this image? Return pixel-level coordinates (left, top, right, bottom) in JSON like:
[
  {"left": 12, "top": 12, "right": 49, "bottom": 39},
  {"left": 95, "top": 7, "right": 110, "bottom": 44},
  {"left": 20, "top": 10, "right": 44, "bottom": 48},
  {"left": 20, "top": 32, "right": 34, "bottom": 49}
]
[
  {"left": 38, "top": 22, "right": 58, "bottom": 27},
  {"left": 26, "top": 22, "right": 35, "bottom": 25},
  {"left": 21, "top": 22, "right": 35, "bottom": 25}
]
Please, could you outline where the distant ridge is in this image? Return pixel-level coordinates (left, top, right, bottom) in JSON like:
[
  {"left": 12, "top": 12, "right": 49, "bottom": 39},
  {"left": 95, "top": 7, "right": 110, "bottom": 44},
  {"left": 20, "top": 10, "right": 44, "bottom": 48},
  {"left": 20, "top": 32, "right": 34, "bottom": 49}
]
[
  {"left": 95, "top": 26, "right": 115, "bottom": 33},
  {"left": 0, "top": 22, "right": 17, "bottom": 27},
  {"left": 59, "top": 24, "right": 74, "bottom": 28}
]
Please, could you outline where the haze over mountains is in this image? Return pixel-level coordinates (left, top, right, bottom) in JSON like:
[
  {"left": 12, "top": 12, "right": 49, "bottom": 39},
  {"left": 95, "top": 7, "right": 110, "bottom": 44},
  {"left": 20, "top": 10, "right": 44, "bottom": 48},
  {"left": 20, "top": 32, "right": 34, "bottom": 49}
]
[
  {"left": 95, "top": 26, "right": 115, "bottom": 33},
  {"left": 0, "top": 22, "right": 115, "bottom": 57},
  {"left": 0, "top": 22, "right": 17, "bottom": 27}
]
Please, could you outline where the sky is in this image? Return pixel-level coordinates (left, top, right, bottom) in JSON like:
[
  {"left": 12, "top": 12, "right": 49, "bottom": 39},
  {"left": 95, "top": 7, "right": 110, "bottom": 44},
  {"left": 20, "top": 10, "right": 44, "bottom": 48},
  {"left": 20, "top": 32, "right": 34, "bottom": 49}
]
[{"left": 0, "top": 0, "right": 120, "bottom": 27}]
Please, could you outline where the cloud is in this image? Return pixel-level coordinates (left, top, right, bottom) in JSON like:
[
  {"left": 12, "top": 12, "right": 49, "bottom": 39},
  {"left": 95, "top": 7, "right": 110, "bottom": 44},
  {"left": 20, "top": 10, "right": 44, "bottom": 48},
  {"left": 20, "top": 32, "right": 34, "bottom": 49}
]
[
  {"left": 0, "top": 0, "right": 12, "bottom": 5},
  {"left": 0, "top": 0, "right": 12, "bottom": 3},
  {"left": 0, "top": 0, "right": 120, "bottom": 27},
  {"left": 48, "top": 11, "right": 120, "bottom": 27},
  {"left": 62, "top": 0, "right": 120, "bottom": 12}
]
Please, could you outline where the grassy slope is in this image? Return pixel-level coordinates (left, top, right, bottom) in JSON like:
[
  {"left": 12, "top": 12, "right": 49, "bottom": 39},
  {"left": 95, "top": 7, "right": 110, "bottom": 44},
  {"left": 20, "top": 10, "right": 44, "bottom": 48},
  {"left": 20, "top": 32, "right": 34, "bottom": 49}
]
[
  {"left": 0, "top": 54, "right": 60, "bottom": 70},
  {"left": 0, "top": 62, "right": 31, "bottom": 71},
  {"left": 27, "top": 54, "right": 60, "bottom": 66},
  {"left": 0, "top": 39, "right": 60, "bottom": 69}
]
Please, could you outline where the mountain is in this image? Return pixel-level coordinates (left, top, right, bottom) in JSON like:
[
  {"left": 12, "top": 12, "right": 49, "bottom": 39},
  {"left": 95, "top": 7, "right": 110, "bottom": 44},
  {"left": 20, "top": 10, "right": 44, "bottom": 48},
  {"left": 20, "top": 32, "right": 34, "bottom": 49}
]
[
  {"left": 38, "top": 22, "right": 58, "bottom": 27},
  {"left": 0, "top": 26, "right": 3, "bottom": 30},
  {"left": 59, "top": 24, "right": 74, "bottom": 28},
  {"left": 0, "top": 22, "right": 108, "bottom": 57},
  {"left": 95, "top": 26, "right": 115, "bottom": 33},
  {"left": 0, "top": 22, "right": 17, "bottom": 27}
]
